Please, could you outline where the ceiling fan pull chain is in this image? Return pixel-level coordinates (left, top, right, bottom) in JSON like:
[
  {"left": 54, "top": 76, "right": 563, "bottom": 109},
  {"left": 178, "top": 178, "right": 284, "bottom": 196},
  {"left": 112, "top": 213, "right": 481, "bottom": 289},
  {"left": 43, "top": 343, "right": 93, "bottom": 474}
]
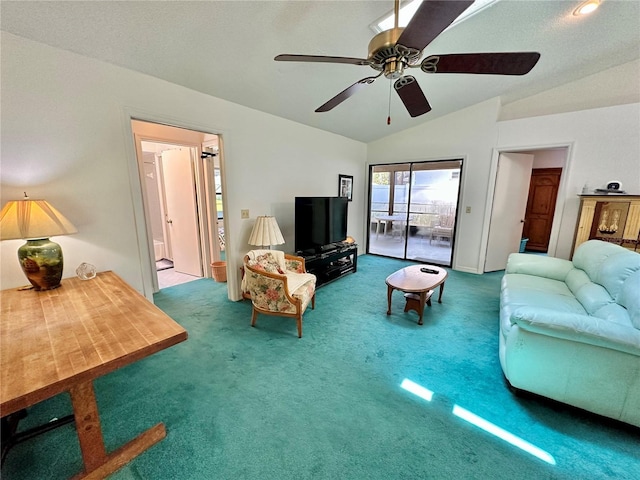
[{"left": 387, "top": 79, "right": 392, "bottom": 125}]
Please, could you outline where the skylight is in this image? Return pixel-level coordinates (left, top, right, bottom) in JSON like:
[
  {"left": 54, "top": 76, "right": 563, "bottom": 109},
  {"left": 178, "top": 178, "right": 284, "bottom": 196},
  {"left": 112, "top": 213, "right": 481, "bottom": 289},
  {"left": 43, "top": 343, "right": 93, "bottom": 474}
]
[{"left": 370, "top": 0, "right": 499, "bottom": 34}]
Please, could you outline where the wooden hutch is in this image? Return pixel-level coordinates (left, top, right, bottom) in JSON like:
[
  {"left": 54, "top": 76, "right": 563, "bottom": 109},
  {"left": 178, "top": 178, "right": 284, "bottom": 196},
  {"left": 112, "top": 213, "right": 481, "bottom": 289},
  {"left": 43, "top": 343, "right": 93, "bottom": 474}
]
[{"left": 572, "top": 194, "right": 640, "bottom": 257}]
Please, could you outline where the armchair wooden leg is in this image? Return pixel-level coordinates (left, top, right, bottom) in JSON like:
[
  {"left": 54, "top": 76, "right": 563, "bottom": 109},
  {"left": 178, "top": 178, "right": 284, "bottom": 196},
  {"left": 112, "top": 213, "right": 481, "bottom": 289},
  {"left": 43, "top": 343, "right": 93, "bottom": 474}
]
[
  {"left": 251, "top": 308, "right": 258, "bottom": 327},
  {"left": 296, "top": 314, "right": 303, "bottom": 338},
  {"left": 311, "top": 293, "right": 316, "bottom": 310}
]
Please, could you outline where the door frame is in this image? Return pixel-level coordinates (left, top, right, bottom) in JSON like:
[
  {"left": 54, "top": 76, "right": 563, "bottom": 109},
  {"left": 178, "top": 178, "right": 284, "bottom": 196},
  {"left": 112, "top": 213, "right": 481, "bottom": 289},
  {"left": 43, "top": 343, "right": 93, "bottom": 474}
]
[
  {"left": 480, "top": 142, "right": 573, "bottom": 272},
  {"left": 366, "top": 158, "right": 463, "bottom": 266},
  {"left": 123, "top": 109, "right": 228, "bottom": 300},
  {"left": 134, "top": 134, "right": 211, "bottom": 291}
]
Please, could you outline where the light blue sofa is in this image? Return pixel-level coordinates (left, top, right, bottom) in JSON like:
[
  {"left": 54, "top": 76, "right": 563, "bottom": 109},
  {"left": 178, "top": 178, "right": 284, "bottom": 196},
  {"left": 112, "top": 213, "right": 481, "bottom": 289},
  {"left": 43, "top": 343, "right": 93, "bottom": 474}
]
[{"left": 500, "top": 240, "right": 640, "bottom": 427}]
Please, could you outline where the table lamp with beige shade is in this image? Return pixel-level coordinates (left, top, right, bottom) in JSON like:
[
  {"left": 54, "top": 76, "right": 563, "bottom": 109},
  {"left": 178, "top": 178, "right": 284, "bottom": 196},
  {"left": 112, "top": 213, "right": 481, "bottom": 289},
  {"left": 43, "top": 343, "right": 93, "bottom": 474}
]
[
  {"left": 0, "top": 195, "right": 77, "bottom": 290},
  {"left": 248, "top": 216, "right": 285, "bottom": 248}
]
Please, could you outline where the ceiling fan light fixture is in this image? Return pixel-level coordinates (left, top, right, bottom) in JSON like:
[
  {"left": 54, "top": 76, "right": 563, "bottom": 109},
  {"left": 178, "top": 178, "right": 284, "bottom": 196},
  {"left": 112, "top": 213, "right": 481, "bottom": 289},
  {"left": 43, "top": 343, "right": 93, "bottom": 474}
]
[
  {"left": 573, "top": 0, "right": 601, "bottom": 16},
  {"left": 383, "top": 59, "right": 406, "bottom": 79}
]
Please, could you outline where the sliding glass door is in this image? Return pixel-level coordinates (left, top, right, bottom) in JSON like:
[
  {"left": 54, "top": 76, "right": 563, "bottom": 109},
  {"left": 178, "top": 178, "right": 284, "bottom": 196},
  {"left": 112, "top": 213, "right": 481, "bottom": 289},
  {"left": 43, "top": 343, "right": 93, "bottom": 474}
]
[{"left": 367, "top": 160, "right": 462, "bottom": 266}]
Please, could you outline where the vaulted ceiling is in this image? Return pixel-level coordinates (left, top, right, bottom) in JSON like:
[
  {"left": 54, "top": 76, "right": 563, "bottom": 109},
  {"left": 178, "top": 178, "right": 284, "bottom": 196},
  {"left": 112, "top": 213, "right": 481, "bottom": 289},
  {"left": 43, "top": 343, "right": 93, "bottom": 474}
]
[{"left": 2, "top": 0, "right": 639, "bottom": 142}]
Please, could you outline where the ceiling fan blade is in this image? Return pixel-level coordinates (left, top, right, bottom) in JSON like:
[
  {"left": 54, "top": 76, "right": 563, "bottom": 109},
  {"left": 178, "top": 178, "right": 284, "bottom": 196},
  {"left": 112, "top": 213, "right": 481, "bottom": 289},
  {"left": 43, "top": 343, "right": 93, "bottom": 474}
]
[
  {"left": 315, "top": 76, "right": 380, "bottom": 112},
  {"left": 394, "top": 76, "right": 431, "bottom": 117},
  {"left": 422, "top": 52, "right": 541, "bottom": 75},
  {"left": 275, "top": 54, "right": 370, "bottom": 66},
  {"left": 396, "top": 0, "right": 473, "bottom": 52}
]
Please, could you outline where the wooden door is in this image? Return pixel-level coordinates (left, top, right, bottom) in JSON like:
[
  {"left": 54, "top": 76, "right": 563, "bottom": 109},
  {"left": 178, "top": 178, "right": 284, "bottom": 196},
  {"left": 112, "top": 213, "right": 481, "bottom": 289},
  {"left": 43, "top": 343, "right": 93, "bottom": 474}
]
[
  {"left": 485, "top": 153, "right": 534, "bottom": 272},
  {"left": 522, "top": 168, "right": 561, "bottom": 252}
]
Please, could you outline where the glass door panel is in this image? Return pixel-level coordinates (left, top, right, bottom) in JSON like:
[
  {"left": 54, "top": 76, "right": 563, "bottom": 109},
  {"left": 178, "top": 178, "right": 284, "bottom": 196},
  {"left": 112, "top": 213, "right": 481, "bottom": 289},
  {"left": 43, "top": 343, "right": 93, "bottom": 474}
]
[
  {"left": 369, "top": 165, "right": 410, "bottom": 258},
  {"left": 368, "top": 160, "right": 462, "bottom": 266}
]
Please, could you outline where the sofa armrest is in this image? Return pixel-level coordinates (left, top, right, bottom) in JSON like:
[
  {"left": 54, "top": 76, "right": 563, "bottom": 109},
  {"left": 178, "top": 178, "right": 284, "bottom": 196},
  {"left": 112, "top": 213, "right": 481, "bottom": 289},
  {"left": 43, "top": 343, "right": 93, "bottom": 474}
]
[
  {"left": 511, "top": 306, "right": 640, "bottom": 356},
  {"left": 505, "top": 253, "right": 574, "bottom": 282}
]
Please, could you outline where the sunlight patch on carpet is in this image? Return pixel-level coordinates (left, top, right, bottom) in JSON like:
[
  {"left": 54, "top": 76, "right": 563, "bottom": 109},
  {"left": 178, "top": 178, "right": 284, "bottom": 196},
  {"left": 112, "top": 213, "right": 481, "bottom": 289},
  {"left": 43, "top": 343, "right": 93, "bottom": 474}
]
[
  {"left": 401, "top": 378, "right": 434, "bottom": 401},
  {"left": 452, "top": 405, "right": 556, "bottom": 465}
]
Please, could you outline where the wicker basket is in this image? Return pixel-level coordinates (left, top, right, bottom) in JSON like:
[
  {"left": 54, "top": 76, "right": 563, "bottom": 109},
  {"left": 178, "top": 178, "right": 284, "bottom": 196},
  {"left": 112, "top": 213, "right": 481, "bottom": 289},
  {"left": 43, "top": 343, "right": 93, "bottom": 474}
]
[{"left": 211, "top": 261, "right": 227, "bottom": 282}]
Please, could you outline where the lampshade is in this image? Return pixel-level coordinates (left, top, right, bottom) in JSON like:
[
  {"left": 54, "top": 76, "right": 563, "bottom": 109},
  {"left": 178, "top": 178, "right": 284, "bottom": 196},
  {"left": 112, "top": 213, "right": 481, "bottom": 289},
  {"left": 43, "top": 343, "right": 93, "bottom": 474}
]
[
  {"left": 0, "top": 199, "right": 77, "bottom": 240},
  {"left": 248, "top": 216, "right": 285, "bottom": 247},
  {"left": 0, "top": 199, "right": 77, "bottom": 291}
]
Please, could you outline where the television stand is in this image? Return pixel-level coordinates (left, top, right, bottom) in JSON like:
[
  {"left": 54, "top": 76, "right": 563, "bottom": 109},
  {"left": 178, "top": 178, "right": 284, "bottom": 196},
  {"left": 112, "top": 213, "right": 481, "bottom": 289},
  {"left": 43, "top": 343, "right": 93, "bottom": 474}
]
[
  {"left": 319, "top": 243, "right": 338, "bottom": 253},
  {"left": 300, "top": 243, "right": 357, "bottom": 288}
]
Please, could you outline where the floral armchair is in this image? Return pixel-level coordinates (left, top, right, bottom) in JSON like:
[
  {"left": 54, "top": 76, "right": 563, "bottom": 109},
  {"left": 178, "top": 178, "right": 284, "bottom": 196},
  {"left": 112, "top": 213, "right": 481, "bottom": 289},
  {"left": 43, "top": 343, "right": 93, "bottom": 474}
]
[{"left": 242, "top": 250, "right": 316, "bottom": 338}]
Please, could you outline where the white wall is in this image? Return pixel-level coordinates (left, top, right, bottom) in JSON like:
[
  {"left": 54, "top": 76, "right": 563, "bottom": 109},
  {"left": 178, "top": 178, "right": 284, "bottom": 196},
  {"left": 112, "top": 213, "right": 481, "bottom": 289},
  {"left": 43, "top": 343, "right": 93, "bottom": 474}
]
[
  {"left": 369, "top": 99, "right": 640, "bottom": 272},
  {"left": 0, "top": 33, "right": 366, "bottom": 300},
  {"left": 529, "top": 149, "right": 567, "bottom": 169}
]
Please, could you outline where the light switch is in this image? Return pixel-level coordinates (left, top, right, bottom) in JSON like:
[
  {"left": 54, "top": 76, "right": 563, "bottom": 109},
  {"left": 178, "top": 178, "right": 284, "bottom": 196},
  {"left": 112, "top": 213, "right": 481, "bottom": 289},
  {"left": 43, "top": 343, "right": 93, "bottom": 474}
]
[
  {"left": 466, "top": 206, "right": 471, "bottom": 213},
  {"left": 241, "top": 209, "right": 249, "bottom": 219}
]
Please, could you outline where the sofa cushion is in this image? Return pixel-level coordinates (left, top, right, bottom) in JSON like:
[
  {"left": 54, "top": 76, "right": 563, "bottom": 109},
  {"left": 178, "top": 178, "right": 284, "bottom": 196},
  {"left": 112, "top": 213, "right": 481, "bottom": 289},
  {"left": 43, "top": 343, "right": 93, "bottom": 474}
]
[
  {"left": 571, "top": 240, "right": 627, "bottom": 279},
  {"left": 564, "top": 268, "right": 591, "bottom": 295},
  {"left": 572, "top": 240, "right": 640, "bottom": 296},
  {"left": 573, "top": 282, "right": 614, "bottom": 315},
  {"left": 598, "top": 250, "right": 640, "bottom": 299},
  {"left": 618, "top": 270, "right": 640, "bottom": 329},
  {"left": 592, "top": 303, "right": 633, "bottom": 327},
  {"left": 501, "top": 274, "right": 586, "bottom": 318},
  {"left": 510, "top": 307, "right": 640, "bottom": 356}
]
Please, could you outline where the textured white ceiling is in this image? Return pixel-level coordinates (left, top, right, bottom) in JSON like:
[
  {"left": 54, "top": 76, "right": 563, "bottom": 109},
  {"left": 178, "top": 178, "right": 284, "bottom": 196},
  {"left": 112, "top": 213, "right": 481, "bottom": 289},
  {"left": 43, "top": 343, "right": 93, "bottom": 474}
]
[{"left": 2, "top": 0, "right": 639, "bottom": 142}]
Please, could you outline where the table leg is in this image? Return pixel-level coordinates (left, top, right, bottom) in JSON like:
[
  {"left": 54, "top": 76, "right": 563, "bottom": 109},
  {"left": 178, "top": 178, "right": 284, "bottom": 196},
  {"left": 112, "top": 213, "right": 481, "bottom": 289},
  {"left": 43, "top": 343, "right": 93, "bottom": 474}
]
[
  {"left": 418, "top": 291, "right": 426, "bottom": 325},
  {"left": 70, "top": 381, "right": 107, "bottom": 471},
  {"left": 69, "top": 381, "right": 167, "bottom": 479},
  {"left": 387, "top": 285, "right": 393, "bottom": 315},
  {"left": 438, "top": 282, "right": 445, "bottom": 303}
]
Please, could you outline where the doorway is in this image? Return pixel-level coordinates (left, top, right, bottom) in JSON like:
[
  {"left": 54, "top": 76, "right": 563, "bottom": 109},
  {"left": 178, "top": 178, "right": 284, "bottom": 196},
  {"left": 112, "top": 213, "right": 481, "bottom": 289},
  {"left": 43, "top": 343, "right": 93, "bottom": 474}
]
[
  {"left": 484, "top": 147, "right": 567, "bottom": 272},
  {"left": 132, "top": 120, "right": 225, "bottom": 291},
  {"left": 367, "top": 160, "right": 462, "bottom": 266}
]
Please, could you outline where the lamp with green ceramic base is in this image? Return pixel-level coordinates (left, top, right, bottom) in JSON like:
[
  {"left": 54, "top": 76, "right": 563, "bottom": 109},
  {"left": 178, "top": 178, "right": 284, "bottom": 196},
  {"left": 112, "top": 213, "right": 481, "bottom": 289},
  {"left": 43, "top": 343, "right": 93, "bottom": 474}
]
[{"left": 0, "top": 197, "right": 77, "bottom": 291}]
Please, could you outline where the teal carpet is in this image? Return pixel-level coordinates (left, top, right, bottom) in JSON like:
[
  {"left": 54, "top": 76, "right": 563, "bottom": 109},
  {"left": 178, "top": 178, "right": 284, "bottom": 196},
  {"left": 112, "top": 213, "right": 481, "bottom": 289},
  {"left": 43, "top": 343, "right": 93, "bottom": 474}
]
[{"left": 3, "top": 255, "right": 638, "bottom": 479}]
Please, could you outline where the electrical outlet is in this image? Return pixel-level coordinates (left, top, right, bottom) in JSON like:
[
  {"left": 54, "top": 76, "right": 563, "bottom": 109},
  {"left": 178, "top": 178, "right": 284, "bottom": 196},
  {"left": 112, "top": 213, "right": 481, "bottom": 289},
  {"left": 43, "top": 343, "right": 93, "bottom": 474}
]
[
  {"left": 466, "top": 206, "right": 471, "bottom": 213},
  {"left": 241, "top": 209, "right": 249, "bottom": 219}
]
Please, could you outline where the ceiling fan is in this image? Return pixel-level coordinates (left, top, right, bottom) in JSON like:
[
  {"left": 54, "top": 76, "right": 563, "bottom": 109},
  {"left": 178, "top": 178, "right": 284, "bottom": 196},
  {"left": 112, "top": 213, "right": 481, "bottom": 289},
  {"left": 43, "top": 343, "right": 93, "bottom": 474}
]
[{"left": 274, "top": 0, "right": 540, "bottom": 119}]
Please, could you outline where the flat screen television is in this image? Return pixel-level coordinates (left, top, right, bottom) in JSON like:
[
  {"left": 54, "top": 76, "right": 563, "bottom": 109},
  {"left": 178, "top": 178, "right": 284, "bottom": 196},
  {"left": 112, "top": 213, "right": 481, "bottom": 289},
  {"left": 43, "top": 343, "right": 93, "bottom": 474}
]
[{"left": 295, "top": 196, "right": 348, "bottom": 253}]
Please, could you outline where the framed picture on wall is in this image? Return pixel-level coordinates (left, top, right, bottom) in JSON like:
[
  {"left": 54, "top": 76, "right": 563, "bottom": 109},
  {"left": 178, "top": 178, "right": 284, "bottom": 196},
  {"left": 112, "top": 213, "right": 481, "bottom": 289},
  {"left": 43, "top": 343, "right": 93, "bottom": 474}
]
[{"left": 339, "top": 174, "right": 353, "bottom": 201}]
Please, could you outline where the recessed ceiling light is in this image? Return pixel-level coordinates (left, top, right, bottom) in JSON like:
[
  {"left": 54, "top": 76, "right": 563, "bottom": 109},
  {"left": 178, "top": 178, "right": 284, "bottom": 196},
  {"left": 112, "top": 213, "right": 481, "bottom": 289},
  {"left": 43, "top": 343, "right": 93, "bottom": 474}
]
[
  {"left": 370, "top": 0, "right": 498, "bottom": 34},
  {"left": 573, "top": 0, "right": 601, "bottom": 16}
]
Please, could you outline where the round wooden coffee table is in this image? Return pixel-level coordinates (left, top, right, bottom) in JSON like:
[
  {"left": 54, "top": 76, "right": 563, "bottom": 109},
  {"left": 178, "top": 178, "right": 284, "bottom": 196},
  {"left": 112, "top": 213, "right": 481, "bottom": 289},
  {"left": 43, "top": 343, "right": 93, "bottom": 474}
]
[{"left": 385, "top": 265, "right": 448, "bottom": 325}]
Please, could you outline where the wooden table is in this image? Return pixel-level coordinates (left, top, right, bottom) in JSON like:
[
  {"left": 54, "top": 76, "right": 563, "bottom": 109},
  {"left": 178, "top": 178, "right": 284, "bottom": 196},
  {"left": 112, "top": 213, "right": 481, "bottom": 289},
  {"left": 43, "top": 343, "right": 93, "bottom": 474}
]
[
  {"left": 385, "top": 265, "right": 448, "bottom": 325},
  {"left": 374, "top": 215, "right": 408, "bottom": 238},
  {"left": 0, "top": 271, "right": 188, "bottom": 478}
]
